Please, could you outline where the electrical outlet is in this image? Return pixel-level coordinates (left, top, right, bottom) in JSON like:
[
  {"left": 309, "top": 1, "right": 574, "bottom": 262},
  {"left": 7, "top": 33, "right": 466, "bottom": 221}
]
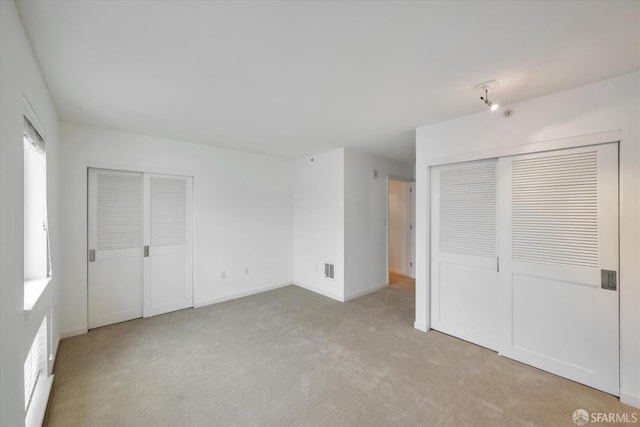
[
  {"left": 221, "top": 271, "right": 226, "bottom": 279},
  {"left": 244, "top": 267, "right": 249, "bottom": 275}
]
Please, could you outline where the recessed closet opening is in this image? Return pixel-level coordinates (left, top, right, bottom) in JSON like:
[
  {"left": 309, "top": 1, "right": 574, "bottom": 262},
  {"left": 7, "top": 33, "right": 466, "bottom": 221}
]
[
  {"left": 430, "top": 142, "right": 620, "bottom": 396},
  {"left": 87, "top": 168, "right": 194, "bottom": 329}
]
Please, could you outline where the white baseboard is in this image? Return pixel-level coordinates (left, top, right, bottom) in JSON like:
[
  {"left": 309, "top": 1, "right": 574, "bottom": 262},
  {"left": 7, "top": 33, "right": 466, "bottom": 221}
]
[
  {"left": 414, "top": 321, "right": 428, "bottom": 332},
  {"left": 194, "top": 282, "right": 291, "bottom": 308},
  {"left": 620, "top": 390, "right": 640, "bottom": 409},
  {"left": 60, "top": 328, "right": 88, "bottom": 339},
  {"left": 389, "top": 268, "right": 408, "bottom": 276},
  {"left": 293, "top": 281, "right": 344, "bottom": 302},
  {"left": 343, "top": 283, "right": 388, "bottom": 302}
]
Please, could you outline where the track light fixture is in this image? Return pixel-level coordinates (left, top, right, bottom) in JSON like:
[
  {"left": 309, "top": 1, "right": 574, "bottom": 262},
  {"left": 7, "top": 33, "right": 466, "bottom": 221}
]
[{"left": 480, "top": 87, "right": 499, "bottom": 112}]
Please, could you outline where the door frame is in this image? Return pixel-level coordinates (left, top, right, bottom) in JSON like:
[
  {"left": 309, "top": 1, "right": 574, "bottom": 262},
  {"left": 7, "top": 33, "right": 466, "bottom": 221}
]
[
  {"left": 386, "top": 175, "right": 416, "bottom": 284},
  {"left": 421, "top": 130, "right": 622, "bottom": 392},
  {"left": 86, "top": 162, "right": 195, "bottom": 328}
]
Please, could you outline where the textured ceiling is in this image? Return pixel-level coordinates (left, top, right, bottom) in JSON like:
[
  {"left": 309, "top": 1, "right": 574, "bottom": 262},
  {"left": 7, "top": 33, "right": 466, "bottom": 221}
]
[{"left": 16, "top": 0, "right": 640, "bottom": 163}]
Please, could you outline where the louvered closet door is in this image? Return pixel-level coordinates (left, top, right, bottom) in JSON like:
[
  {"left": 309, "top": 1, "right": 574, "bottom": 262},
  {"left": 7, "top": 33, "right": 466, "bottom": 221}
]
[
  {"left": 431, "top": 159, "right": 499, "bottom": 350},
  {"left": 143, "top": 174, "right": 193, "bottom": 317},
  {"left": 88, "top": 169, "right": 143, "bottom": 329},
  {"left": 498, "top": 143, "right": 619, "bottom": 395}
]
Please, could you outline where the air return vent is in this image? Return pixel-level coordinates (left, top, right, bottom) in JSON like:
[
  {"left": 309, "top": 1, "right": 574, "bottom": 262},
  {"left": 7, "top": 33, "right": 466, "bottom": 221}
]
[{"left": 324, "top": 262, "right": 335, "bottom": 280}]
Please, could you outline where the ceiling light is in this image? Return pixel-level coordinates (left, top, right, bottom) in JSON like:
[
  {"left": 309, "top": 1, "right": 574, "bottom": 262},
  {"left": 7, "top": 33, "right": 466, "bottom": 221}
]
[{"left": 480, "top": 87, "right": 499, "bottom": 112}]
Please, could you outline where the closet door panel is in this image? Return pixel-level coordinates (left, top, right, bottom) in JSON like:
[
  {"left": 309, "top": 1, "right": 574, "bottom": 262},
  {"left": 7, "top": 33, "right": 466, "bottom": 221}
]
[
  {"left": 499, "top": 143, "right": 619, "bottom": 395},
  {"left": 430, "top": 159, "right": 499, "bottom": 350},
  {"left": 88, "top": 169, "right": 143, "bottom": 329},
  {"left": 143, "top": 174, "right": 193, "bottom": 317}
]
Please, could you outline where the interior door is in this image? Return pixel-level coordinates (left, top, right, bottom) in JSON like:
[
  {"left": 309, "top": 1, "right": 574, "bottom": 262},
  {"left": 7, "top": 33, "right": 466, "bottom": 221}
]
[
  {"left": 143, "top": 174, "right": 193, "bottom": 317},
  {"left": 498, "top": 143, "right": 619, "bottom": 395},
  {"left": 431, "top": 159, "right": 499, "bottom": 350},
  {"left": 88, "top": 169, "right": 143, "bottom": 329}
]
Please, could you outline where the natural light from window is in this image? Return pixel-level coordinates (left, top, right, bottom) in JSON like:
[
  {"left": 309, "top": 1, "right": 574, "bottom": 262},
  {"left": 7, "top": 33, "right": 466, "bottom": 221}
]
[{"left": 23, "top": 115, "right": 51, "bottom": 311}]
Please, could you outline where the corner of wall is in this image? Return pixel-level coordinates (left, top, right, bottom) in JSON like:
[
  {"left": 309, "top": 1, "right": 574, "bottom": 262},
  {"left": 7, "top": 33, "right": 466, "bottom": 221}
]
[{"left": 1, "top": 1, "right": 61, "bottom": 424}]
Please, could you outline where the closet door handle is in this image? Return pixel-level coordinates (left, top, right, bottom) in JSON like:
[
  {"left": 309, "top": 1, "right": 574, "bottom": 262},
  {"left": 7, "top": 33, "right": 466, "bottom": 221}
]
[{"left": 144, "top": 246, "right": 149, "bottom": 257}]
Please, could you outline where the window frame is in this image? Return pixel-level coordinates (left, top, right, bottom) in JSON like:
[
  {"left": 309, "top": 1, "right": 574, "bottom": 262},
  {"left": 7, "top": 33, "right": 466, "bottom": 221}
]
[{"left": 23, "top": 98, "right": 52, "bottom": 312}]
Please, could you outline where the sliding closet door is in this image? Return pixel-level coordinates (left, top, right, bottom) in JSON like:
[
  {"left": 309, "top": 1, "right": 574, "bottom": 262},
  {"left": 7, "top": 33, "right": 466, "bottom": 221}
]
[
  {"left": 431, "top": 159, "right": 499, "bottom": 350},
  {"left": 143, "top": 174, "right": 193, "bottom": 317},
  {"left": 88, "top": 169, "right": 143, "bottom": 329},
  {"left": 498, "top": 143, "right": 619, "bottom": 395},
  {"left": 89, "top": 169, "right": 193, "bottom": 328}
]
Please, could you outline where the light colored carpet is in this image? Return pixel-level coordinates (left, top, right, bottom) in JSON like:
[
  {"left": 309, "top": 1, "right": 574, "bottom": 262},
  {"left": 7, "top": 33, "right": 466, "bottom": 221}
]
[{"left": 45, "top": 285, "right": 636, "bottom": 426}]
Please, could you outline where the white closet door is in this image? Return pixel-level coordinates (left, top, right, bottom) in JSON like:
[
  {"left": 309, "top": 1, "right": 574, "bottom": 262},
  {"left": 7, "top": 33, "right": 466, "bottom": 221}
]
[
  {"left": 431, "top": 159, "right": 499, "bottom": 350},
  {"left": 143, "top": 174, "right": 193, "bottom": 317},
  {"left": 498, "top": 143, "right": 619, "bottom": 395},
  {"left": 88, "top": 169, "right": 143, "bottom": 329}
]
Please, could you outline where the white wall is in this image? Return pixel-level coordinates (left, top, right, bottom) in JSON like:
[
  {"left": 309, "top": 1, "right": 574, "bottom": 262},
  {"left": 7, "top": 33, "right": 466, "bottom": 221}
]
[
  {"left": 343, "top": 148, "right": 413, "bottom": 299},
  {"left": 293, "top": 148, "right": 345, "bottom": 300},
  {"left": 0, "top": 1, "right": 61, "bottom": 425},
  {"left": 293, "top": 147, "right": 413, "bottom": 301},
  {"left": 388, "top": 179, "right": 410, "bottom": 276},
  {"left": 58, "top": 122, "right": 294, "bottom": 336},
  {"left": 415, "top": 72, "right": 640, "bottom": 407}
]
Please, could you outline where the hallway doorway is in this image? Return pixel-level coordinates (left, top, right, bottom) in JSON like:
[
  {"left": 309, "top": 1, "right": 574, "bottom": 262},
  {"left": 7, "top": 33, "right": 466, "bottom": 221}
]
[{"left": 388, "top": 178, "right": 415, "bottom": 289}]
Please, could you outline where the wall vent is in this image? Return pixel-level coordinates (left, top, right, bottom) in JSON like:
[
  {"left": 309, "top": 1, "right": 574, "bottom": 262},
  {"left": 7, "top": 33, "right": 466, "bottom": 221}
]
[
  {"left": 324, "top": 262, "right": 335, "bottom": 280},
  {"left": 24, "top": 317, "right": 47, "bottom": 411}
]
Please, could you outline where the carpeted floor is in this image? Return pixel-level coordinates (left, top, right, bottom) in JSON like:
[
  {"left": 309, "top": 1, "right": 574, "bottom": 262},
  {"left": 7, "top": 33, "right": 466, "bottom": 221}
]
[{"left": 44, "top": 284, "right": 636, "bottom": 426}]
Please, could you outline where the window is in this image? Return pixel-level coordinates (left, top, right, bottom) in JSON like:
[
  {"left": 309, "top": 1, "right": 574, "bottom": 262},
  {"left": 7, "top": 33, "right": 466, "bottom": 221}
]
[{"left": 23, "top": 115, "right": 51, "bottom": 310}]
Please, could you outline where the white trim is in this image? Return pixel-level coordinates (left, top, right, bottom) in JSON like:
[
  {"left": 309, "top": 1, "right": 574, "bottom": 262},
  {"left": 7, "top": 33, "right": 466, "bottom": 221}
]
[
  {"left": 343, "top": 283, "right": 388, "bottom": 302},
  {"left": 193, "top": 282, "right": 291, "bottom": 308},
  {"left": 385, "top": 176, "right": 390, "bottom": 293},
  {"left": 389, "top": 269, "right": 406, "bottom": 276},
  {"left": 620, "top": 391, "right": 640, "bottom": 409},
  {"left": 293, "top": 281, "right": 344, "bottom": 302},
  {"left": 425, "top": 130, "right": 622, "bottom": 167},
  {"left": 59, "top": 328, "right": 87, "bottom": 339},
  {"left": 409, "top": 180, "right": 416, "bottom": 279},
  {"left": 414, "top": 321, "right": 428, "bottom": 332},
  {"left": 86, "top": 161, "right": 194, "bottom": 179},
  {"left": 25, "top": 374, "right": 53, "bottom": 427},
  {"left": 422, "top": 163, "right": 432, "bottom": 333},
  {"left": 387, "top": 173, "right": 414, "bottom": 183}
]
